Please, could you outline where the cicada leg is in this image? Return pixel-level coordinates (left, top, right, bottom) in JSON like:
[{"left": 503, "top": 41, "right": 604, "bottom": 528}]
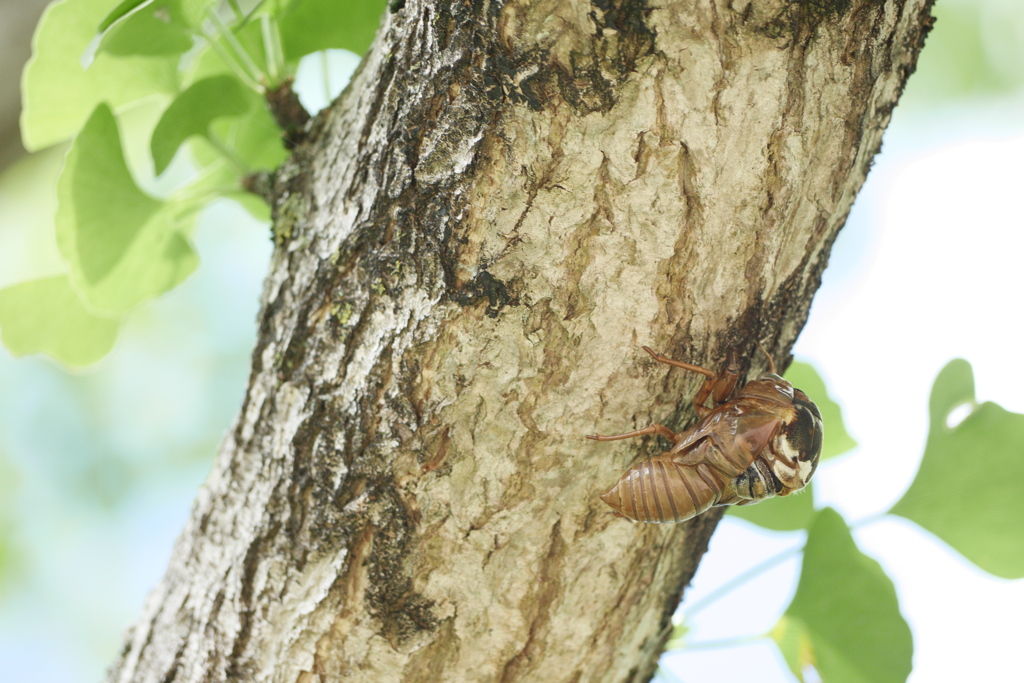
[
  {"left": 587, "top": 423, "right": 680, "bottom": 443},
  {"left": 641, "top": 345, "right": 716, "bottom": 378},
  {"left": 642, "top": 346, "right": 740, "bottom": 416},
  {"left": 756, "top": 341, "right": 777, "bottom": 374},
  {"left": 706, "top": 349, "right": 740, "bottom": 406}
]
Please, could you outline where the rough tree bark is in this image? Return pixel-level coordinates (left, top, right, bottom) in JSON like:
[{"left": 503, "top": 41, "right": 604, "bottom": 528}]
[{"left": 107, "top": 1, "right": 933, "bottom": 681}]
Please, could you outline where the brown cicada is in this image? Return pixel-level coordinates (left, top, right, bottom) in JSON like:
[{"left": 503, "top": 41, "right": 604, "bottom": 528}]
[{"left": 588, "top": 346, "right": 823, "bottom": 523}]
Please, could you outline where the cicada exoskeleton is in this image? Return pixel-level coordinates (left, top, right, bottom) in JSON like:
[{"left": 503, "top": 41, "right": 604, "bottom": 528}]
[{"left": 588, "top": 346, "right": 823, "bottom": 523}]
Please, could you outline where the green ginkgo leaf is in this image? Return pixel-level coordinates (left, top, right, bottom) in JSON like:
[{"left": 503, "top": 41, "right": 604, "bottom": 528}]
[
  {"left": 890, "top": 359, "right": 1024, "bottom": 578},
  {"left": 21, "top": 0, "right": 178, "bottom": 150},
  {"left": 728, "top": 483, "right": 815, "bottom": 531},
  {"left": 277, "top": 0, "right": 387, "bottom": 61},
  {"left": 770, "top": 615, "right": 813, "bottom": 682},
  {"left": 100, "top": 0, "right": 211, "bottom": 29},
  {"left": 151, "top": 75, "right": 252, "bottom": 174},
  {"left": 172, "top": 0, "right": 213, "bottom": 27},
  {"left": 56, "top": 104, "right": 198, "bottom": 313},
  {"left": 98, "top": 0, "right": 150, "bottom": 32},
  {"left": 98, "top": 1, "right": 194, "bottom": 57},
  {"left": 0, "top": 276, "right": 120, "bottom": 366},
  {"left": 783, "top": 508, "right": 913, "bottom": 683},
  {"left": 217, "top": 98, "right": 290, "bottom": 170}
]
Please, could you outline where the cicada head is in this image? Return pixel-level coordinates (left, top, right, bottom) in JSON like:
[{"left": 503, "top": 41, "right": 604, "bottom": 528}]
[{"left": 770, "top": 388, "right": 823, "bottom": 493}]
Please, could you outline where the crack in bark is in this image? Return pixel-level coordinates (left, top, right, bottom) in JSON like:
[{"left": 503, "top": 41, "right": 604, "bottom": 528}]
[{"left": 499, "top": 520, "right": 567, "bottom": 683}]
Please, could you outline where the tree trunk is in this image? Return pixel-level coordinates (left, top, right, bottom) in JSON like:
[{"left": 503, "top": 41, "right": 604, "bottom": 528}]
[{"left": 107, "top": 1, "right": 933, "bottom": 681}]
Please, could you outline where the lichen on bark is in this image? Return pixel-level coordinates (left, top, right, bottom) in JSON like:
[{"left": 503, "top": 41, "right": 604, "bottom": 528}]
[{"left": 107, "top": 1, "right": 935, "bottom": 681}]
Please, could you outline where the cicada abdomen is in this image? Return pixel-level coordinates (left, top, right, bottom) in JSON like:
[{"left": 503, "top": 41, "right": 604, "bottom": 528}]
[{"left": 599, "top": 456, "right": 726, "bottom": 523}]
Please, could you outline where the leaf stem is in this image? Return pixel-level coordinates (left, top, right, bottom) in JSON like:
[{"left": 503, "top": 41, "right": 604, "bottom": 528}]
[
  {"left": 226, "top": 0, "right": 244, "bottom": 21},
  {"left": 202, "top": 27, "right": 263, "bottom": 91},
  {"left": 260, "top": 14, "right": 285, "bottom": 85},
  {"left": 207, "top": 9, "right": 265, "bottom": 87},
  {"left": 245, "top": 0, "right": 270, "bottom": 22},
  {"left": 682, "top": 511, "right": 890, "bottom": 621},
  {"left": 682, "top": 545, "right": 803, "bottom": 619},
  {"left": 321, "top": 50, "right": 332, "bottom": 106},
  {"left": 169, "top": 184, "right": 231, "bottom": 206},
  {"left": 676, "top": 634, "right": 765, "bottom": 651}
]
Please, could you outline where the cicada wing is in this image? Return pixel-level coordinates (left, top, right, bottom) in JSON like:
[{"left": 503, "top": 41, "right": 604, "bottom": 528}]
[
  {"left": 733, "top": 412, "right": 783, "bottom": 460},
  {"left": 600, "top": 457, "right": 722, "bottom": 523},
  {"left": 719, "top": 494, "right": 762, "bottom": 507},
  {"left": 671, "top": 408, "right": 735, "bottom": 452},
  {"left": 670, "top": 412, "right": 782, "bottom": 479},
  {"left": 715, "top": 489, "right": 743, "bottom": 506}
]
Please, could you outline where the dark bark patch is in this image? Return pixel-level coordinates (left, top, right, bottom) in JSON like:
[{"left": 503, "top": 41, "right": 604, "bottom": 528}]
[
  {"left": 555, "top": 55, "right": 617, "bottom": 115},
  {"left": 365, "top": 488, "right": 439, "bottom": 647},
  {"left": 676, "top": 143, "right": 702, "bottom": 228},
  {"left": 290, "top": 402, "right": 354, "bottom": 564},
  {"left": 451, "top": 270, "right": 518, "bottom": 317},
  {"left": 265, "top": 78, "right": 312, "bottom": 149},
  {"left": 494, "top": 0, "right": 657, "bottom": 117},
  {"left": 279, "top": 324, "right": 311, "bottom": 377},
  {"left": 762, "top": 0, "right": 858, "bottom": 42},
  {"left": 589, "top": 0, "right": 657, "bottom": 75},
  {"left": 227, "top": 522, "right": 280, "bottom": 679}
]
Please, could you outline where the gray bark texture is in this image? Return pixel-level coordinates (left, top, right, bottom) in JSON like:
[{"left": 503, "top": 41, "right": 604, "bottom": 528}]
[{"left": 107, "top": 0, "right": 934, "bottom": 681}]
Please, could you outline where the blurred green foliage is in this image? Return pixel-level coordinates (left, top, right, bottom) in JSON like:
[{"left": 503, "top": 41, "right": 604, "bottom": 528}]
[
  {"left": 902, "top": 0, "right": 1024, "bottom": 106},
  {"left": 150, "top": 76, "right": 252, "bottom": 174},
  {"left": 0, "top": 197, "right": 271, "bottom": 678},
  {"left": 0, "top": 4, "right": 386, "bottom": 673},
  {"left": 3, "top": 0, "right": 386, "bottom": 367},
  {"left": 0, "top": 450, "right": 22, "bottom": 596},
  {"left": 891, "top": 360, "right": 1024, "bottom": 578},
  {"left": 780, "top": 509, "right": 912, "bottom": 683},
  {"left": 0, "top": 276, "right": 120, "bottom": 365},
  {"left": 57, "top": 104, "right": 199, "bottom": 313}
]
